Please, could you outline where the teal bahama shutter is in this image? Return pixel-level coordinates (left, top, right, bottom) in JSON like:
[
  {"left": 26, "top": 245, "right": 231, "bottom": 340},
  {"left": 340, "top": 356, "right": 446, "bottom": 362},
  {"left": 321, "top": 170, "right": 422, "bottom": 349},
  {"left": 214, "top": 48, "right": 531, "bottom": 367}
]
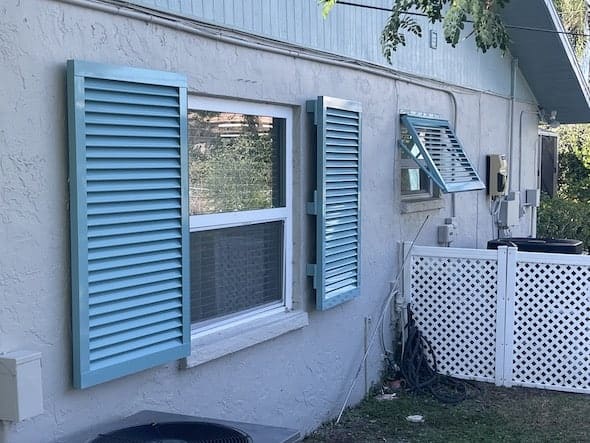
[
  {"left": 398, "top": 114, "right": 485, "bottom": 193},
  {"left": 67, "top": 60, "right": 190, "bottom": 388},
  {"left": 307, "top": 97, "right": 362, "bottom": 311}
]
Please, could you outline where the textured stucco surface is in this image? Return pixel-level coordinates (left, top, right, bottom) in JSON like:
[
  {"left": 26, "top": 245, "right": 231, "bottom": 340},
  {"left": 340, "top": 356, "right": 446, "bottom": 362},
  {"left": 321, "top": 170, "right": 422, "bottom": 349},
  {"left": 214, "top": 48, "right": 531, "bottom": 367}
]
[{"left": 0, "top": 1, "right": 538, "bottom": 442}]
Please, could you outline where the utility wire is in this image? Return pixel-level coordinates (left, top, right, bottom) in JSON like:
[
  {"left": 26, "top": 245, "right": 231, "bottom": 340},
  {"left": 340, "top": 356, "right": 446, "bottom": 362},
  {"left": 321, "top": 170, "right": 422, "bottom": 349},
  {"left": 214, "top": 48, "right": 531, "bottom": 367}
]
[{"left": 335, "top": 0, "right": 590, "bottom": 38}]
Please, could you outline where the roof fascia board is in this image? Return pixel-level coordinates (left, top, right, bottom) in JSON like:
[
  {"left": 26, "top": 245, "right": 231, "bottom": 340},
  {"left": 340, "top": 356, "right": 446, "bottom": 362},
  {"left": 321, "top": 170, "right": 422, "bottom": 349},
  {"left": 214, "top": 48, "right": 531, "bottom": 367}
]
[{"left": 543, "top": 0, "right": 590, "bottom": 111}]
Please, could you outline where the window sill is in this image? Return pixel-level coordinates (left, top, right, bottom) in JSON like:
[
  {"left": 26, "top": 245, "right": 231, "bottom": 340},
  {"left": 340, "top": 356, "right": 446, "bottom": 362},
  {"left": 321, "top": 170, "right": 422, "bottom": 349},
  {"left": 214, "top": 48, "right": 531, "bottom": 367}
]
[
  {"left": 182, "top": 310, "right": 309, "bottom": 368},
  {"left": 401, "top": 197, "right": 445, "bottom": 214}
]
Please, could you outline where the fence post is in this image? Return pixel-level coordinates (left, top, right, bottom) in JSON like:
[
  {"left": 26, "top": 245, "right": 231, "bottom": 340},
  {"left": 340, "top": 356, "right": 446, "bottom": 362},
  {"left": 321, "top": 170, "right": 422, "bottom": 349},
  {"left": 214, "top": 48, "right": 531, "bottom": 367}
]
[
  {"left": 502, "top": 247, "right": 518, "bottom": 387},
  {"left": 495, "top": 246, "right": 508, "bottom": 386},
  {"left": 402, "top": 241, "right": 413, "bottom": 305}
]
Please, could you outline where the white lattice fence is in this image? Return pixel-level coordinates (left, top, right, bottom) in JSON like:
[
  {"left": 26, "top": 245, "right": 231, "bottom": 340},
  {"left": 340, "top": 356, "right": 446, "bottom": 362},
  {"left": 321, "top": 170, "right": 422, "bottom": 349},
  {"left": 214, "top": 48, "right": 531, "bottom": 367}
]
[
  {"left": 510, "top": 253, "right": 590, "bottom": 393},
  {"left": 405, "top": 246, "right": 501, "bottom": 383},
  {"left": 404, "top": 244, "right": 590, "bottom": 394}
]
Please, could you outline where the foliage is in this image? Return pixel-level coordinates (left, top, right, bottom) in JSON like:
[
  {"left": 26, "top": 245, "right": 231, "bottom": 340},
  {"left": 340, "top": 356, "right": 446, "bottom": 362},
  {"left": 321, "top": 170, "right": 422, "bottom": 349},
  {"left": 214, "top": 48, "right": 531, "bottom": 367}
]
[
  {"left": 553, "top": 0, "right": 587, "bottom": 57},
  {"left": 319, "top": 0, "right": 511, "bottom": 62},
  {"left": 537, "top": 124, "right": 590, "bottom": 251},
  {"left": 537, "top": 196, "right": 590, "bottom": 251},
  {"left": 555, "top": 124, "right": 590, "bottom": 201}
]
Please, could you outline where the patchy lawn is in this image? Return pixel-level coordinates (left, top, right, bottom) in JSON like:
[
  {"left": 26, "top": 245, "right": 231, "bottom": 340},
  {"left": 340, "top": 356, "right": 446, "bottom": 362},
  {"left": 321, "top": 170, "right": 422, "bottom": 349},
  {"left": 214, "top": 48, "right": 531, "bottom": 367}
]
[{"left": 304, "top": 384, "right": 590, "bottom": 442}]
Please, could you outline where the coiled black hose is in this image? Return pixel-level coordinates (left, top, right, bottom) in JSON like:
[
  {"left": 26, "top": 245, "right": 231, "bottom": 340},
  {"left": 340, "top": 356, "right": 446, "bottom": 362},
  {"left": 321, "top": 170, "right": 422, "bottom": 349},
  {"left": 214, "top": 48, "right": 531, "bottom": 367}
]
[{"left": 401, "top": 306, "right": 478, "bottom": 404}]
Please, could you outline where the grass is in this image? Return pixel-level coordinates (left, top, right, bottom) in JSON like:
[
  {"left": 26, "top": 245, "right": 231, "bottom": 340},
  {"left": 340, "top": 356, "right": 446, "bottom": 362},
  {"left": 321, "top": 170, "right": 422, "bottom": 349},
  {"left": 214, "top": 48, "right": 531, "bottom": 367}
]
[{"left": 304, "top": 383, "right": 590, "bottom": 442}]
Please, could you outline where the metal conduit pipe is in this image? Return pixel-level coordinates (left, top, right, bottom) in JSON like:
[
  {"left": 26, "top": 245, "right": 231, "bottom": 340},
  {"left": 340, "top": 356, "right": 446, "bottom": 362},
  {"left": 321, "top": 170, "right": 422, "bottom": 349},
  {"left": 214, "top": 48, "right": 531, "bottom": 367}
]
[
  {"left": 518, "top": 109, "right": 540, "bottom": 191},
  {"left": 519, "top": 109, "right": 540, "bottom": 237},
  {"left": 508, "top": 58, "right": 518, "bottom": 191}
]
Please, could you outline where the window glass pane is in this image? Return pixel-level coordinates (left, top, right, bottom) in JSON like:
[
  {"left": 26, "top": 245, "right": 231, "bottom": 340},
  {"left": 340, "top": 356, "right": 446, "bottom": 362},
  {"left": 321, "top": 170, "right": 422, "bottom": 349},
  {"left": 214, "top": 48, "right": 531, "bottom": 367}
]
[
  {"left": 188, "top": 110, "right": 283, "bottom": 215},
  {"left": 190, "top": 222, "right": 283, "bottom": 323},
  {"left": 400, "top": 127, "right": 423, "bottom": 159},
  {"left": 401, "top": 167, "right": 430, "bottom": 194},
  {"left": 401, "top": 143, "right": 423, "bottom": 160}
]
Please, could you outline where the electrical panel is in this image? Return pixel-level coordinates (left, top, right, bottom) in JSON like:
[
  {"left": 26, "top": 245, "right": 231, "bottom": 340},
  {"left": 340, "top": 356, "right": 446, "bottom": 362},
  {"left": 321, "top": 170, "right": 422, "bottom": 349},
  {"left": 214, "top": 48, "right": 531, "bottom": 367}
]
[
  {"left": 486, "top": 154, "right": 509, "bottom": 197},
  {"left": 498, "top": 195, "right": 520, "bottom": 229},
  {"left": 0, "top": 351, "right": 43, "bottom": 421},
  {"left": 525, "top": 189, "right": 541, "bottom": 207}
]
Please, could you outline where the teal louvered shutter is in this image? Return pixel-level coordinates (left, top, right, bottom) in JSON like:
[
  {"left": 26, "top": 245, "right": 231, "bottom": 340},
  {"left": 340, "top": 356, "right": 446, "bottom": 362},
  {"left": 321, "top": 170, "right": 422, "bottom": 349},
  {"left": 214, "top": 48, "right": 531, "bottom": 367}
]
[
  {"left": 398, "top": 115, "right": 485, "bottom": 193},
  {"left": 67, "top": 60, "right": 190, "bottom": 389},
  {"left": 307, "top": 97, "right": 361, "bottom": 311}
]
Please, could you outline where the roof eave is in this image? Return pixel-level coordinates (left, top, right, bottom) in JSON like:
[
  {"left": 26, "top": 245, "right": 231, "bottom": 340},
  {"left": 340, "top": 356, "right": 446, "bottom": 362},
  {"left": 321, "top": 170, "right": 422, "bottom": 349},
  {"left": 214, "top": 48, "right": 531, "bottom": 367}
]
[{"left": 502, "top": 0, "right": 590, "bottom": 123}]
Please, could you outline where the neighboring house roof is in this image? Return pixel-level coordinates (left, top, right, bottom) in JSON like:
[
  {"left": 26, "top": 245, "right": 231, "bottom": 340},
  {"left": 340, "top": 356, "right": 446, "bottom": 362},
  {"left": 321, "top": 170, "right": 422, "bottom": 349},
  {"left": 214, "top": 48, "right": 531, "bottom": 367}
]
[{"left": 502, "top": 0, "right": 590, "bottom": 123}]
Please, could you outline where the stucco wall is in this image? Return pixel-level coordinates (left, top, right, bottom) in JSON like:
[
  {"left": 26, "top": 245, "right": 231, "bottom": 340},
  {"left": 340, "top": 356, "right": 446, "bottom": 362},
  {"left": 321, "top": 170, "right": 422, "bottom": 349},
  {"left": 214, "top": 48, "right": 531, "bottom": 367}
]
[{"left": 0, "top": 1, "right": 538, "bottom": 442}]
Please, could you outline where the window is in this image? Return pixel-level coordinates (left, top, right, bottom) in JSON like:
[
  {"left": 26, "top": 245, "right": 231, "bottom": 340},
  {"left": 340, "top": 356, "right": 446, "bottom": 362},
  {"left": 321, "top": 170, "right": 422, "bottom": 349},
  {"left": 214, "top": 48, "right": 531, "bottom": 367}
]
[
  {"left": 398, "top": 114, "right": 484, "bottom": 194},
  {"left": 400, "top": 143, "right": 439, "bottom": 199},
  {"left": 187, "top": 97, "right": 292, "bottom": 327}
]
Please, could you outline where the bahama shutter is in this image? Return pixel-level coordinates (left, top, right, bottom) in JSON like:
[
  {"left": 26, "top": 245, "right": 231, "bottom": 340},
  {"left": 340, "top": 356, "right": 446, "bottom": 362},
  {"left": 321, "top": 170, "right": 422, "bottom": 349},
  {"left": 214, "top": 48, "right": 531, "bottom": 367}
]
[
  {"left": 67, "top": 60, "right": 190, "bottom": 388},
  {"left": 399, "top": 114, "right": 485, "bottom": 193},
  {"left": 307, "top": 97, "right": 361, "bottom": 311}
]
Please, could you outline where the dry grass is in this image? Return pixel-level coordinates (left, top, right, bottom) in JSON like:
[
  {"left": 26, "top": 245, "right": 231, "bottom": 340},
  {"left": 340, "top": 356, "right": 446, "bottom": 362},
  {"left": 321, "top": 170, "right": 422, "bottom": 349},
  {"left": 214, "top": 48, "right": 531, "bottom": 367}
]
[{"left": 305, "top": 383, "right": 590, "bottom": 442}]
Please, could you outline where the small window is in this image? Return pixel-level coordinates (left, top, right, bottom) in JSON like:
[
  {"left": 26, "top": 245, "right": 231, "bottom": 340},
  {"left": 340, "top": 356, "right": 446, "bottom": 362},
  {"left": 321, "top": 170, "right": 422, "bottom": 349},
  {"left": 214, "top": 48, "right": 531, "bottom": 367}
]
[
  {"left": 398, "top": 114, "right": 484, "bottom": 194},
  {"left": 188, "top": 97, "right": 292, "bottom": 326},
  {"left": 400, "top": 145, "right": 439, "bottom": 199}
]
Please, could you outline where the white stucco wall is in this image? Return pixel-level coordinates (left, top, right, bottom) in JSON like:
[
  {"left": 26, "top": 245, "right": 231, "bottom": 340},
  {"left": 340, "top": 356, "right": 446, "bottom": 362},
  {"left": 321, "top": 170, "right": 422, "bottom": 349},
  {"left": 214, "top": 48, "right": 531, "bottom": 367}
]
[{"left": 0, "top": 1, "right": 539, "bottom": 442}]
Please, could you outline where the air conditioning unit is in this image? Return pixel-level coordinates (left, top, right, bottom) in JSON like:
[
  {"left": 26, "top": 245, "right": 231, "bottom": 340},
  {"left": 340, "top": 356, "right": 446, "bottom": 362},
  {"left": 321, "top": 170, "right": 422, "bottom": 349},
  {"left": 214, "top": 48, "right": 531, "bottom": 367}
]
[{"left": 58, "top": 410, "right": 301, "bottom": 443}]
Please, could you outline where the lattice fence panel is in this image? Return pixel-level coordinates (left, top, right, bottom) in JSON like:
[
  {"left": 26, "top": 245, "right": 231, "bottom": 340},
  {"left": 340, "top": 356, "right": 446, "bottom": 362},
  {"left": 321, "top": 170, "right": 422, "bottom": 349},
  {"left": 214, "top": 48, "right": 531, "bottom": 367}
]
[
  {"left": 512, "top": 261, "right": 590, "bottom": 392},
  {"left": 410, "top": 255, "right": 498, "bottom": 382}
]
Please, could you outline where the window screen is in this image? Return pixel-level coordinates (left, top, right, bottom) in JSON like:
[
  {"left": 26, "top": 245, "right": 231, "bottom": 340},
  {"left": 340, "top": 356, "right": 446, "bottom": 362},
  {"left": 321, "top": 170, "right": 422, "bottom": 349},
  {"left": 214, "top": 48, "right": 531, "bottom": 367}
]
[{"left": 190, "top": 222, "right": 283, "bottom": 323}]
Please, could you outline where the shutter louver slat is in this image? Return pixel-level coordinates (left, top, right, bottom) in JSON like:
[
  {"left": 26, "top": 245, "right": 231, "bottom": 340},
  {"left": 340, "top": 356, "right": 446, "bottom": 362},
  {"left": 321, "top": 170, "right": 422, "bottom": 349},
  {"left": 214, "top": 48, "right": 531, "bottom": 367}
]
[
  {"left": 307, "top": 97, "right": 361, "bottom": 310},
  {"left": 89, "top": 280, "right": 182, "bottom": 306},
  {"left": 89, "top": 319, "right": 183, "bottom": 351},
  {"left": 399, "top": 115, "right": 485, "bottom": 193},
  {"left": 88, "top": 250, "right": 181, "bottom": 272},
  {"left": 88, "top": 259, "right": 181, "bottom": 283},
  {"left": 88, "top": 239, "right": 182, "bottom": 261},
  {"left": 68, "top": 60, "right": 189, "bottom": 389},
  {"left": 89, "top": 340, "right": 182, "bottom": 372},
  {"left": 87, "top": 209, "right": 181, "bottom": 227}
]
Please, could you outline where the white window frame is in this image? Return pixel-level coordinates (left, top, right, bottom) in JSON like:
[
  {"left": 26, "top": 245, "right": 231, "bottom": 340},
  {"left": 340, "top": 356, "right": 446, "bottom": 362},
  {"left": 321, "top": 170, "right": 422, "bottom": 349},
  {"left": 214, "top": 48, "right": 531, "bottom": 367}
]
[{"left": 187, "top": 96, "right": 293, "bottom": 335}]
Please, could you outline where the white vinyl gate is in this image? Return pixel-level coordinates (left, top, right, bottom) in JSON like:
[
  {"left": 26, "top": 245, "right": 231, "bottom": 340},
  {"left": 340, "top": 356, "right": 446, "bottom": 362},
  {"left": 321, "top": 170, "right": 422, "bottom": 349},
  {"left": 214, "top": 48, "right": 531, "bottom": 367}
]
[{"left": 403, "top": 244, "right": 590, "bottom": 394}]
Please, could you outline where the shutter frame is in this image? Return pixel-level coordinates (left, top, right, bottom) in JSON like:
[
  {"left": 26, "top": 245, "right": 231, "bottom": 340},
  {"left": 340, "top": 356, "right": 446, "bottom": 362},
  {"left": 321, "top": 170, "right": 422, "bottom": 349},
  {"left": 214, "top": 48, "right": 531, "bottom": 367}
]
[
  {"left": 307, "top": 97, "right": 362, "bottom": 311},
  {"left": 399, "top": 114, "right": 485, "bottom": 193},
  {"left": 67, "top": 60, "right": 190, "bottom": 388}
]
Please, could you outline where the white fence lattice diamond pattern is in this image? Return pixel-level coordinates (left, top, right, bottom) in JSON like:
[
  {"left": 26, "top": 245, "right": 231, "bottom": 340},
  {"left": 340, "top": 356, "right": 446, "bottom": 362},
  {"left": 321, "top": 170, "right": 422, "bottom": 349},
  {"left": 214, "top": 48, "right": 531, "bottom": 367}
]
[
  {"left": 411, "top": 255, "right": 497, "bottom": 382},
  {"left": 404, "top": 245, "right": 590, "bottom": 395},
  {"left": 512, "top": 260, "right": 590, "bottom": 390}
]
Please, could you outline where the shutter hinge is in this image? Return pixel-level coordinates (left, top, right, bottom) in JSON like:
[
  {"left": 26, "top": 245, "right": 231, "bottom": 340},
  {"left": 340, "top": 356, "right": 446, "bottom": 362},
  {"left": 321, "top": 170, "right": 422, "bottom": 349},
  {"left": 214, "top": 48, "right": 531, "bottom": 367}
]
[{"left": 306, "top": 190, "right": 318, "bottom": 215}]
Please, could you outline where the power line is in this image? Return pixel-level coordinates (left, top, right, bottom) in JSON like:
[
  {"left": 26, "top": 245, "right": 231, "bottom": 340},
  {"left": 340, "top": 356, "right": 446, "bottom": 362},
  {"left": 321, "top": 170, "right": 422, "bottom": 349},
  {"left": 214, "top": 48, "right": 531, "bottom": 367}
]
[{"left": 335, "top": 0, "right": 590, "bottom": 38}]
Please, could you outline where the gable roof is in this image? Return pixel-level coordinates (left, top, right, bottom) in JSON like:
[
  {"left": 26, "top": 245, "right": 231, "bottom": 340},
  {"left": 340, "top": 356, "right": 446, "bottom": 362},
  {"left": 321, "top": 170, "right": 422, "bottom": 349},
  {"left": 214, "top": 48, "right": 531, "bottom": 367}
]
[{"left": 502, "top": 0, "right": 590, "bottom": 123}]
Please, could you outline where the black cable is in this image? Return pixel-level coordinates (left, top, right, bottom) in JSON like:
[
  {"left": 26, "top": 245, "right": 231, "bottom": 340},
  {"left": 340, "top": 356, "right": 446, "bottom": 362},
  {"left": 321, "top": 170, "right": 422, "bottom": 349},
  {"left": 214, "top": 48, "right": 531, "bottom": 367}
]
[
  {"left": 334, "top": 0, "right": 590, "bottom": 38},
  {"left": 400, "top": 305, "right": 479, "bottom": 404}
]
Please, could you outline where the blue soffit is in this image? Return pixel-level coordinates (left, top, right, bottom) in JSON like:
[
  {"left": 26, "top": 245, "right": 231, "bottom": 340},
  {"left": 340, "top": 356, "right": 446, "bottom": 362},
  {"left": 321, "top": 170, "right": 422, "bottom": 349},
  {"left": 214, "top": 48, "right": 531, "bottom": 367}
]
[{"left": 502, "top": 0, "right": 590, "bottom": 123}]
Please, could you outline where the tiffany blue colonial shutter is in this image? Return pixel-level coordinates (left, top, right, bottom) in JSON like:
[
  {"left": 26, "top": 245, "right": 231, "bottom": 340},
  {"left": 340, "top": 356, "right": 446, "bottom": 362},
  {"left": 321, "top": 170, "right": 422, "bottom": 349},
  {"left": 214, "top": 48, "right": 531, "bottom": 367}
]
[
  {"left": 307, "top": 97, "right": 362, "bottom": 310},
  {"left": 67, "top": 60, "right": 190, "bottom": 388}
]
